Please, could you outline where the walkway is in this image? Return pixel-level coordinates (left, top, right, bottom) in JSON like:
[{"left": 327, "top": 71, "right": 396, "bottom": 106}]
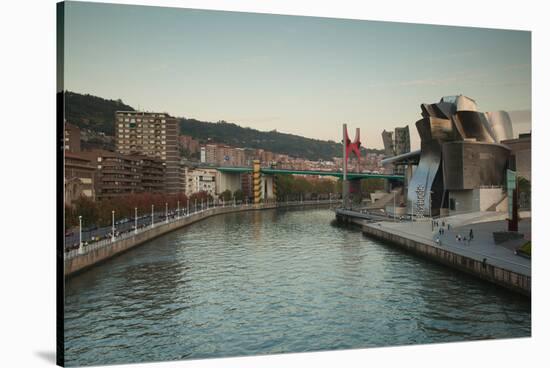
[{"left": 367, "top": 212, "right": 531, "bottom": 276}]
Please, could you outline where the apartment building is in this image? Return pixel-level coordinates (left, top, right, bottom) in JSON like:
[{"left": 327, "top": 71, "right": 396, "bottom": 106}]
[
  {"left": 115, "top": 111, "right": 180, "bottom": 193},
  {"left": 64, "top": 122, "right": 81, "bottom": 152},
  {"left": 79, "top": 150, "right": 164, "bottom": 199},
  {"left": 64, "top": 152, "right": 96, "bottom": 203},
  {"left": 187, "top": 168, "right": 217, "bottom": 197}
]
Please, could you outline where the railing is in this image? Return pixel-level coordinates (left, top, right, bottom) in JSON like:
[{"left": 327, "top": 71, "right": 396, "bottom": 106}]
[{"left": 64, "top": 199, "right": 341, "bottom": 261}]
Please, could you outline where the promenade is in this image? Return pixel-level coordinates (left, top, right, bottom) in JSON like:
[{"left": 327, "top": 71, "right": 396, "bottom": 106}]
[
  {"left": 63, "top": 199, "right": 340, "bottom": 276},
  {"left": 336, "top": 209, "right": 531, "bottom": 295},
  {"left": 371, "top": 212, "right": 531, "bottom": 276}
]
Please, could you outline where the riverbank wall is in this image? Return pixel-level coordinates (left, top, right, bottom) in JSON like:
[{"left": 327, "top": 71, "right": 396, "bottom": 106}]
[
  {"left": 361, "top": 221, "right": 530, "bottom": 297},
  {"left": 64, "top": 201, "right": 338, "bottom": 277}
]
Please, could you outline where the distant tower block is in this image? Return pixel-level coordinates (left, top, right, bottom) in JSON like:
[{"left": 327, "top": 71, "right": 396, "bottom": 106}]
[{"left": 253, "top": 160, "right": 261, "bottom": 204}]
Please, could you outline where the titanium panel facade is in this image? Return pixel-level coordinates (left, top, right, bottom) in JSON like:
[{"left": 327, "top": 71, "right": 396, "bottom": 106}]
[
  {"left": 485, "top": 111, "right": 514, "bottom": 143},
  {"left": 405, "top": 95, "right": 514, "bottom": 216},
  {"left": 442, "top": 142, "right": 510, "bottom": 190}
]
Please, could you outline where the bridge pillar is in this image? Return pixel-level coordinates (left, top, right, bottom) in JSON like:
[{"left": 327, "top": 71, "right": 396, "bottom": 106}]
[
  {"left": 253, "top": 160, "right": 261, "bottom": 204},
  {"left": 215, "top": 171, "right": 242, "bottom": 196},
  {"left": 348, "top": 179, "right": 362, "bottom": 206},
  {"left": 261, "top": 175, "right": 276, "bottom": 201}
]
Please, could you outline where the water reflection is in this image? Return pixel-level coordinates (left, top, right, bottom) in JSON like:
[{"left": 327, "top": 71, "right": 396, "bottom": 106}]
[{"left": 65, "top": 209, "right": 530, "bottom": 366}]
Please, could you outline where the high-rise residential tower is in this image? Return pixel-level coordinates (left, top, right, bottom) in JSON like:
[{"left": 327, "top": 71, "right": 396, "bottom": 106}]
[{"left": 115, "top": 111, "right": 180, "bottom": 193}]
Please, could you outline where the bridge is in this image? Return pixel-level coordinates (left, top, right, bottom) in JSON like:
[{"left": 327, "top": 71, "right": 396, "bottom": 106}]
[
  {"left": 216, "top": 166, "right": 404, "bottom": 181},
  {"left": 215, "top": 164, "right": 404, "bottom": 204}
]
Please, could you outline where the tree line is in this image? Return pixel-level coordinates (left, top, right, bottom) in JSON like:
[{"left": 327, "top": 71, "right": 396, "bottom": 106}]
[{"left": 65, "top": 191, "right": 211, "bottom": 229}]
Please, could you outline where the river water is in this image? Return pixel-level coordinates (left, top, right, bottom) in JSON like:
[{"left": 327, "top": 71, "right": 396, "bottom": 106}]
[{"left": 64, "top": 208, "right": 530, "bottom": 366}]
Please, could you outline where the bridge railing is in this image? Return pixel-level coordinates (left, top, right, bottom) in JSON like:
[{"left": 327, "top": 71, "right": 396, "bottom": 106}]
[{"left": 64, "top": 199, "right": 342, "bottom": 261}]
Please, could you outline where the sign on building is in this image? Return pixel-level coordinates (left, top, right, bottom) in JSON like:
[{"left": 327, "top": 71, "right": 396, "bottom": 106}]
[{"left": 415, "top": 185, "right": 425, "bottom": 218}]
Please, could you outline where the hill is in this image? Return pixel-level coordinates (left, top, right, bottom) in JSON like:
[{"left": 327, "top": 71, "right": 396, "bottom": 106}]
[
  {"left": 179, "top": 118, "right": 366, "bottom": 161},
  {"left": 64, "top": 91, "right": 134, "bottom": 135},
  {"left": 64, "top": 91, "right": 383, "bottom": 161}
]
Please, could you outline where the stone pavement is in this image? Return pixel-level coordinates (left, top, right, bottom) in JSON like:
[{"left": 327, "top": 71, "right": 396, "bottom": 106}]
[{"left": 371, "top": 212, "right": 531, "bottom": 277}]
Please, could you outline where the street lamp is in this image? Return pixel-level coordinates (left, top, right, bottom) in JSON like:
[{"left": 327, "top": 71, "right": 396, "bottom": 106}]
[
  {"left": 151, "top": 204, "right": 154, "bottom": 228},
  {"left": 111, "top": 210, "right": 115, "bottom": 242},
  {"left": 393, "top": 191, "right": 396, "bottom": 222},
  {"left": 78, "top": 215, "right": 83, "bottom": 251},
  {"left": 134, "top": 207, "right": 137, "bottom": 235},
  {"left": 187, "top": 199, "right": 190, "bottom": 216},
  {"left": 177, "top": 200, "right": 180, "bottom": 219},
  {"left": 165, "top": 202, "right": 168, "bottom": 223}
]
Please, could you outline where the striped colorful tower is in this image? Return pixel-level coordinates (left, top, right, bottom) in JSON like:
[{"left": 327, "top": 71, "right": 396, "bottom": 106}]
[
  {"left": 272, "top": 175, "right": 277, "bottom": 201},
  {"left": 253, "top": 160, "right": 261, "bottom": 204}
]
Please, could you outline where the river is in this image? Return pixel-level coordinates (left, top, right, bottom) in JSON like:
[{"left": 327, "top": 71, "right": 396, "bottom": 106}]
[{"left": 64, "top": 208, "right": 530, "bottom": 366}]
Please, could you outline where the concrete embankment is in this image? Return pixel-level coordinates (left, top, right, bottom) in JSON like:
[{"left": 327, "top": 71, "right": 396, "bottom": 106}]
[
  {"left": 362, "top": 223, "right": 530, "bottom": 296},
  {"left": 64, "top": 201, "right": 336, "bottom": 277}
]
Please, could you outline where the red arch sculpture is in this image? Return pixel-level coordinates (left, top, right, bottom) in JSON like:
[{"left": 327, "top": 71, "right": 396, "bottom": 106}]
[{"left": 344, "top": 126, "right": 362, "bottom": 168}]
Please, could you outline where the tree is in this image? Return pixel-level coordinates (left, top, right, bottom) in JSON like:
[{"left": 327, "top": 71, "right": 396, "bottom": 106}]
[
  {"left": 517, "top": 176, "right": 531, "bottom": 209},
  {"left": 65, "top": 204, "right": 77, "bottom": 229},
  {"left": 361, "top": 178, "right": 385, "bottom": 194},
  {"left": 233, "top": 189, "right": 244, "bottom": 202},
  {"left": 74, "top": 196, "right": 99, "bottom": 227},
  {"left": 219, "top": 189, "right": 232, "bottom": 202}
]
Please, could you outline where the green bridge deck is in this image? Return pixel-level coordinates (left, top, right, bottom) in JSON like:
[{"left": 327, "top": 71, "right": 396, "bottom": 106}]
[{"left": 216, "top": 167, "right": 404, "bottom": 181}]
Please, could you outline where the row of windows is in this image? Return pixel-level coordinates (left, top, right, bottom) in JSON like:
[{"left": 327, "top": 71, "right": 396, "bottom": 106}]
[
  {"left": 118, "top": 136, "right": 167, "bottom": 142},
  {"left": 118, "top": 125, "right": 166, "bottom": 132},
  {"left": 117, "top": 117, "right": 166, "bottom": 123},
  {"left": 118, "top": 128, "right": 167, "bottom": 134}
]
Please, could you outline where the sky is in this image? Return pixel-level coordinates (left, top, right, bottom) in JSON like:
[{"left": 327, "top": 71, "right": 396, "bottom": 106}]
[{"left": 62, "top": 1, "right": 532, "bottom": 149}]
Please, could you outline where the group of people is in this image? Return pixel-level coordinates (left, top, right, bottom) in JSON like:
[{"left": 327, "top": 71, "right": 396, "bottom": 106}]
[
  {"left": 455, "top": 229, "right": 474, "bottom": 244},
  {"left": 433, "top": 220, "right": 474, "bottom": 247},
  {"left": 433, "top": 219, "right": 447, "bottom": 245}
]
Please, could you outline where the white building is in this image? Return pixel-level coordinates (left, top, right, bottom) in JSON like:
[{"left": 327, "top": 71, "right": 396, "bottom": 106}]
[{"left": 187, "top": 168, "right": 217, "bottom": 196}]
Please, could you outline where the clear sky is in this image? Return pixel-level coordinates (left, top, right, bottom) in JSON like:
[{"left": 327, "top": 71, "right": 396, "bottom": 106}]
[{"left": 63, "top": 1, "right": 531, "bottom": 149}]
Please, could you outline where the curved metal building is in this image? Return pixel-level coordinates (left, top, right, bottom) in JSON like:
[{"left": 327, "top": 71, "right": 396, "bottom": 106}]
[{"left": 406, "top": 95, "right": 514, "bottom": 216}]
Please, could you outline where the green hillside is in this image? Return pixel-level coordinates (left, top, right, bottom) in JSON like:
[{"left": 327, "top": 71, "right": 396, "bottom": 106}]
[
  {"left": 64, "top": 91, "right": 134, "bottom": 135},
  {"left": 64, "top": 91, "right": 383, "bottom": 161}
]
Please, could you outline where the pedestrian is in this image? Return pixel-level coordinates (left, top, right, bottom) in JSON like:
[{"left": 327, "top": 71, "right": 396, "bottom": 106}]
[
  {"left": 436, "top": 237, "right": 440, "bottom": 245},
  {"left": 442, "top": 220, "right": 445, "bottom": 227},
  {"left": 448, "top": 223, "right": 451, "bottom": 230},
  {"left": 469, "top": 228, "right": 474, "bottom": 240},
  {"left": 455, "top": 235, "right": 458, "bottom": 242},
  {"left": 458, "top": 234, "right": 462, "bottom": 242}
]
